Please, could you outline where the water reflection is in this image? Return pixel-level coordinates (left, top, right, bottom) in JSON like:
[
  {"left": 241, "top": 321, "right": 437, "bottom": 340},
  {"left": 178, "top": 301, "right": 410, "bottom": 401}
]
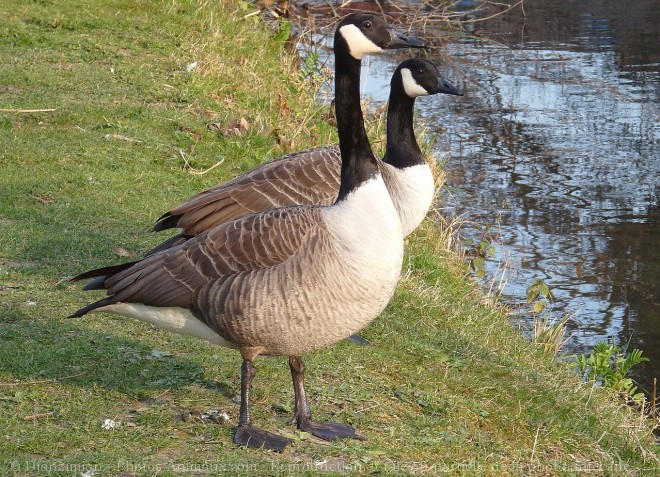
[
  {"left": 432, "top": 0, "right": 660, "bottom": 391},
  {"left": 301, "top": 0, "right": 659, "bottom": 390}
]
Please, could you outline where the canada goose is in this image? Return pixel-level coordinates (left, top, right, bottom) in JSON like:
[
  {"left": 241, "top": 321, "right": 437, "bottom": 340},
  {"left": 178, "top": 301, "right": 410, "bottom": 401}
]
[
  {"left": 70, "top": 14, "right": 423, "bottom": 452},
  {"left": 146, "top": 58, "right": 461, "bottom": 347},
  {"left": 151, "top": 59, "right": 461, "bottom": 254}
]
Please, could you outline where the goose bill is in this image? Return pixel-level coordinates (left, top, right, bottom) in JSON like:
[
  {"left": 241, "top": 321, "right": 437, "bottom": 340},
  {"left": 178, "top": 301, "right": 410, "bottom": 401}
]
[
  {"left": 387, "top": 30, "right": 426, "bottom": 49},
  {"left": 437, "top": 77, "right": 463, "bottom": 96}
]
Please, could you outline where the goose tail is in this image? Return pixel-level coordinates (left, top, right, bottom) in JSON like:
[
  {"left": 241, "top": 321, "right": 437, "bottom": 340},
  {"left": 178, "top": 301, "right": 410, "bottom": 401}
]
[
  {"left": 144, "top": 233, "right": 192, "bottom": 257},
  {"left": 70, "top": 261, "right": 138, "bottom": 291},
  {"left": 68, "top": 297, "right": 114, "bottom": 318},
  {"left": 71, "top": 261, "right": 137, "bottom": 283},
  {"left": 152, "top": 212, "right": 181, "bottom": 232}
]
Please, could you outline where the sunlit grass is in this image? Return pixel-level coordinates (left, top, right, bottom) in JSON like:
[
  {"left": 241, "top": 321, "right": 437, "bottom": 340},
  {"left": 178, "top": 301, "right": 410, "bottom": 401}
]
[{"left": 1, "top": 1, "right": 658, "bottom": 476}]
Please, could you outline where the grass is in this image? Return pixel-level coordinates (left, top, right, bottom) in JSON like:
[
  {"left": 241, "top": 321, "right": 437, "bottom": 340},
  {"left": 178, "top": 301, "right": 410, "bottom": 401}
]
[{"left": 1, "top": 1, "right": 658, "bottom": 475}]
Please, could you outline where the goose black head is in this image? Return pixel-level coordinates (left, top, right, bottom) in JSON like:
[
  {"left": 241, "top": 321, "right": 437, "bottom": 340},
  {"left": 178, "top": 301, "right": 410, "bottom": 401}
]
[
  {"left": 336, "top": 13, "right": 425, "bottom": 60},
  {"left": 394, "top": 58, "right": 463, "bottom": 98}
]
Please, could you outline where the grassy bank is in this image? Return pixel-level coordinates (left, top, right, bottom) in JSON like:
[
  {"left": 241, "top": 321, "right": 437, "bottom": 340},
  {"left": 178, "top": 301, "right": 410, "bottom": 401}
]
[{"left": 1, "top": 1, "right": 658, "bottom": 475}]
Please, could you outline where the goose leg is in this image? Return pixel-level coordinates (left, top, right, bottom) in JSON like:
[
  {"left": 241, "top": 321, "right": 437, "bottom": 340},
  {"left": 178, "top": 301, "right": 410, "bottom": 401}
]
[
  {"left": 288, "top": 356, "right": 366, "bottom": 441},
  {"left": 233, "top": 358, "right": 291, "bottom": 452}
]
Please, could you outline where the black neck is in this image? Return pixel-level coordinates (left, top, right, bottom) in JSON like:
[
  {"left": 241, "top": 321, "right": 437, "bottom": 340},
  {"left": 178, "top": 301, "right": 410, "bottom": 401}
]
[
  {"left": 382, "top": 88, "right": 423, "bottom": 169},
  {"left": 333, "top": 38, "right": 379, "bottom": 202}
]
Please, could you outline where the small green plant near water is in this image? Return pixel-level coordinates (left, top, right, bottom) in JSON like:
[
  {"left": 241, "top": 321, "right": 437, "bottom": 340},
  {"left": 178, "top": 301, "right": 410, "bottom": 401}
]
[
  {"left": 300, "top": 47, "right": 325, "bottom": 85},
  {"left": 272, "top": 18, "right": 292, "bottom": 45},
  {"left": 524, "top": 280, "right": 570, "bottom": 357},
  {"left": 526, "top": 278, "right": 553, "bottom": 314},
  {"left": 463, "top": 224, "right": 496, "bottom": 278},
  {"left": 572, "top": 341, "right": 649, "bottom": 405}
]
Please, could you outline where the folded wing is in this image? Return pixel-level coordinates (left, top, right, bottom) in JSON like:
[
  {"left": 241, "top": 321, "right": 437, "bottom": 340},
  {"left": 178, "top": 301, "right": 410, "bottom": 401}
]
[{"left": 154, "top": 146, "right": 341, "bottom": 236}]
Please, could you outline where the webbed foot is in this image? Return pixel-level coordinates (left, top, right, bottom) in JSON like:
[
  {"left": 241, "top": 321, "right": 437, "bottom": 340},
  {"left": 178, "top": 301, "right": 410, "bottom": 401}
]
[
  {"left": 296, "top": 417, "right": 366, "bottom": 441},
  {"left": 234, "top": 424, "right": 291, "bottom": 452},
  {"left": 288, "top": 355, "right": 367, "bottom": 442},
  {"left": 234, "top": 358, "right": 292, "bottom": 452}
]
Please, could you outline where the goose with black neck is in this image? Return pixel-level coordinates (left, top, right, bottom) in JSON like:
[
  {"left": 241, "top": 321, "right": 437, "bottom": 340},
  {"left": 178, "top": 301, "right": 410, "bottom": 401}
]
[{"left": 70, "top": 14, "right": 425, "bottom": 453}]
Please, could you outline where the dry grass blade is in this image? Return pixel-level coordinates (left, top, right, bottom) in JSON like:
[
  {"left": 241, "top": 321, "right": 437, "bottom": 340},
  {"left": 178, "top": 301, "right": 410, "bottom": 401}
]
[
  {"left": 0, "top": 372, "right": 86, "bottom": 387},
  {"left": 533, "top": 314, "right": 572, "bottom": 357},
  {"left": 104, "top": 133, "right": 142, "bottom": 143},
  {"left": 653, "top": 378, "right": 658, "bottom": 432},
  {"left": 0, "top": 108, "right": 56, "bottom": 113},
  {"left": 23, "top": 412, "right": 55, "bottom": 421},
  {"left": 189, "top": 158, "right": 226, "bottom": 176}
]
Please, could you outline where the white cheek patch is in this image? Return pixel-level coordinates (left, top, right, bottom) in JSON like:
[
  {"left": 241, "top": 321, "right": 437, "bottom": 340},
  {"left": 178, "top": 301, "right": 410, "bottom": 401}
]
[
  {"left": 339, "top": 24, "right": 382, "bottom": 59},
  {"left": 401, "top": 68, "right": 429, "bottom": 97}
]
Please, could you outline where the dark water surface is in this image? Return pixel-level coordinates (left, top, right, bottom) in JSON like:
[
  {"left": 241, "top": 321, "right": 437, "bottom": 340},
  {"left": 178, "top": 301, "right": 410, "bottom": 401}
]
[
  {"left": 434, "top": 0, "right": 660, "bottom": 392},
  {"left": 306, "top": 0, "right": 659, "bottom": 390}
]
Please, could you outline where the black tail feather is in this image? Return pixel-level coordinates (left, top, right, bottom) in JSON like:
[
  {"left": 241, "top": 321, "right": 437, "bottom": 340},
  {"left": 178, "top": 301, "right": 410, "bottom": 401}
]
[
  {"left": 68, "top": 297, "right": 114, "bottom": 318},
  {"left": 83, "top": 276, "right": 109, "bottom": 291},
  {"left": 346, "top": 334, "right": 372, "bottom": 346},
  {"left": 152, "top": 212, "right": 182, "bottom": 232},
  {"left": 144, "top": 233, "right": 193, "bottom": 257},
  {"left": 71, "top": 261, "right": 138, "bottom": 284}
]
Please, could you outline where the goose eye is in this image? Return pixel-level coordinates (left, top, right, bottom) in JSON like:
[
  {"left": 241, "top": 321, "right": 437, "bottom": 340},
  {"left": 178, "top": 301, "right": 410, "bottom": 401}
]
[
  {"left": 363, "top": 20, "right": 372, "bottom": 29},
  {"left": 417, "top": 68, "right": 425, "bottom": 74}
]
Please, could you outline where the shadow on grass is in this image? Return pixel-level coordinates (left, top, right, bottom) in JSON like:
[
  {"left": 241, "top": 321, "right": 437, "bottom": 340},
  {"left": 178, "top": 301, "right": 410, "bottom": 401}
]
[{"left": 0, "top": 306, "right": 224, "bottom": 398}]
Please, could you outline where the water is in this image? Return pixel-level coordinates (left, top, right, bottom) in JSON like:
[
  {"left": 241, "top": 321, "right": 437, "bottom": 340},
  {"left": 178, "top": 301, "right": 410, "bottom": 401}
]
[
  {"left": 431, "top": 0, "right": 660, "bottom": 392},
  {"left": 300, "top": 0, "right": 660, "bottom": 391}
]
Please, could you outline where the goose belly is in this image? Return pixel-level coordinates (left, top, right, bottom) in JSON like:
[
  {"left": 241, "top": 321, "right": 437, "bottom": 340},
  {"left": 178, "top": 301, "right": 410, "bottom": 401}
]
[
  {"left": 98, "top": 259, "right": 401, "bottom": 357},
  {"left": 243, "top": 253, "right": 403, "bottom": 356}
]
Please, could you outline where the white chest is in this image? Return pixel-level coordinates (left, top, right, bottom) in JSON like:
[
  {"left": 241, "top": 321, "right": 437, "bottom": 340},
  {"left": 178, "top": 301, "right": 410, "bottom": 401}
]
[
  {"left": 323, "top": 176, "right": 404, "bottom": 272},
  {"left": 382, "top": 163, "right": 435, "bottom": 236}
]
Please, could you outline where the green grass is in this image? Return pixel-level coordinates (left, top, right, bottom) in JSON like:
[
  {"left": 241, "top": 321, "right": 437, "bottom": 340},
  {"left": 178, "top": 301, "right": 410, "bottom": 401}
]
[{"left": 1, "top": 1, "right": 658, "bottom": 475}]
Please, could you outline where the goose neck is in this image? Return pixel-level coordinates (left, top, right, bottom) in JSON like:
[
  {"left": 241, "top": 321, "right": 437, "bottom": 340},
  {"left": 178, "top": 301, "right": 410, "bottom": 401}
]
[
  {"left": 333, "top": 48, "right": 379, "bottom": 202},
  {"left": 383, "top": 93, "right": 423, "bottom": 169}
]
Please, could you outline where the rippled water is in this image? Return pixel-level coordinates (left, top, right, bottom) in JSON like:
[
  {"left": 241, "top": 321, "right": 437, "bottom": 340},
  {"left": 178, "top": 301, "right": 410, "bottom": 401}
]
[
  {"left": 434, "top": 38, "right": 659, "bottom": 390},
  {"left": 304, "top": 0, "right": 660, "bottom": 390},
  {"left": 434, "top": 1, "right": 660, "bottom": 391}
]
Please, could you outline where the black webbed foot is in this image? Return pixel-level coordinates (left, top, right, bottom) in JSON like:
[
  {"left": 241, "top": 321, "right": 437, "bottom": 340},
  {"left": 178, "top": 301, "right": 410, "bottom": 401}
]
[
  {"left": 296, "top": 417, "right": 366, "bottom": 441},
  {"left": 234, "top": 424, "right": 292, "bottom": 452},
  {"left": 288, "top": 355, "right": 367, "bottom": 443},
  {"left": 234, "top": 358, "right": 291, "bottom": 452}
]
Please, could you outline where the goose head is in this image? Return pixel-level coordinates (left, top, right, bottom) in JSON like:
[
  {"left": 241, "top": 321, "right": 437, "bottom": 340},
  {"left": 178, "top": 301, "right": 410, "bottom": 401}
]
[
  {"left": 336, "top": 13, "right": 425, "bottom": 60},
  {"left": 395, "top": 58, "right": 463, "bottom": 98}
]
